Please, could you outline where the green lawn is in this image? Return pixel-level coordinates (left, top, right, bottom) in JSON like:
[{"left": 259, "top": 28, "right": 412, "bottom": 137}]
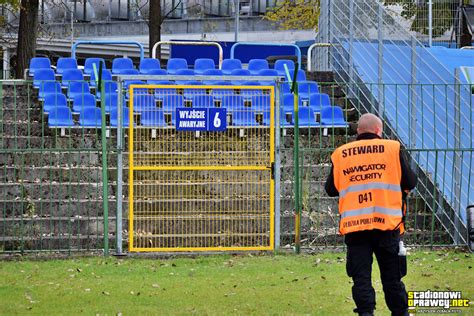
[{"left": 0, "top": 250, "right": 472, "bottom": 315}]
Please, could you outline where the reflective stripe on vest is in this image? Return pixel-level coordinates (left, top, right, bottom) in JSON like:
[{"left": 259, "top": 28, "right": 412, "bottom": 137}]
[
  {"left": 340, "top": 206, "right": 403, "bottom": 219},
  {"left": 339, "top": 182, "right": 401, "bottom": 199},
  {"left": 331, "top": 138, "right": 403, "bottom": 234}
]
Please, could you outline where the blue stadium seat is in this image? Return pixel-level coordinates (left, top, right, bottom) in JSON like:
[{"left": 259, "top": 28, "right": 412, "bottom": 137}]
[
  {"left": 84, "top": 58, "right": 106, "bottom": 75},
  {"left": 175, "top": 69, "right": 195, "bottom": 75},
  {"left": 220, "top": 95, "right": 245, "bottom": 111},
  {"left": 304, "top": 93, "right": 331, "bottom": 112},
  {"left": 264, "top": 110, "right": 294, "bottom": 127},
  {"left": 67, "top": 82, "right": 90, "bottom": 100},
  {"left": 38, "top": 81, "right": 61, "bottom": 100},
  {"left": 230, "top": 69, "right": 251, "bottom": 76},
  {"left": 191, "top": 94, "right": 215, "bottom": 107},
  {"left": 239, "top": 81, "right": 263, "bottom": 99},
  {"left": 61, "top": 69, "right": 84, "bottom": 88},
  {"left": 281, "top": 82, "right": 292, "bottom": 94},
  {"left": 33, "top": 69, "right": 55, "bottom": 88},
  {"left": 293, "top": 69, "right": 307, "bottom": 81},
  {"left": 282, "top": 93, "right": 296, "bottom": 112},
  {"left": 56, "top": 57, "right": 78, "bottom": 75},
  {"left": 250, "top": 95, "right": 270, "bottom": 112},
  {"left": 139, "top": 58, "right": 161, "bottom": 74},
  {"left": 124, "top": 80, "right": 145, "bottom": 89},
  {"left": 140, "top": 110, "right": 167, "bottom": 127},
  {"left": 79, "top": 107, "right": 102, "bottom": 127},
  {"left": 194, "top": 58, "right": 216, "bottom": 75},
  {"left": 232, "top": 110, "right": 258, "bottom": 126},
  {"left": 132, "top": 94, "right": 156, "bottom": 112},
  {"left": 203, "top": 69, "right": 223, "bottom": 76},
  {"left": 320, "top": 106, "right": 348, "bottom": 127},
  {"left": 230, "top": 69, "right": 251, "bottom": 85},
  {"left": 89, "top": 69, "right": 112, "bottom": 87},
  {"left": 298, "top": 107, "right": 318, "bottom": 127},
  {"left": 104, "top": 93, "right": 119, "bottom": 112},
  {"left": 112, "top": 57, "right": 135, "bottom": 74},
  {"left": 274, "top": 59, "right": 295, "bottom": 76},
  {"left": 174, "top": 69, "right": 195, "bottom": 84},
  {"left": 211, "top": 84, "right": 235, "bottom": 100},
  {"left": 183, "top": 85, "right": 207, "bottom": 100},
  {"left": 202, "top": 69, "right": 223, "bottom": 84},
  {"left": 110, "top": 107, "right": 130, "bottom": 127},
  {"left": 48, "top": 106, "right": 74, "bottom": 127},
  {"left": 72, "top": 93, "right": 96, "bottom": 112},
  {"left": 221, "top": 59, "right": 242, "bottom": 75},
  {"left": 258, "top": 69, "right": 280, "bottom": 86},
  {"left": 29, "top": 57, "right": 52, "bottom": 76},
  {"left": 145, "top": 69, "right": 167, "bottom": 75},
  {"left": 167, "top": 58, "right": 188, "bottom": 75},
  {"left": 43, "top": 93, "right": 67, "bottom": 113},
  {"left": 96, "top": 81, "right": 118, "bottom": 100},
  {"left": 298, "top": 81, "right": 319, "bottom": 100},
  {"left": 248, "top": 59, "right": 269, "bottom": 75},
  {"left": 161, "top": 94, "right": 184, "bottom": 112},
  {"left": 118, "top": 69, "right": 140, "bottom": 75},
  {"left": 154, "top": 82, "right": 177, "bottom": 101}
]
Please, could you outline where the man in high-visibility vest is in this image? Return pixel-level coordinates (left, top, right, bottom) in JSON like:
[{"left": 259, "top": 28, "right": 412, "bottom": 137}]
[{"left": 325, "top": 113, "right": 417, "bottom": 316}]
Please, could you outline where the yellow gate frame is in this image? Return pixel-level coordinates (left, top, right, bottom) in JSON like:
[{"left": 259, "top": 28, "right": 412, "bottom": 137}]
[{"left": 128, "top": 84, "right": 275, "bottom": 252}]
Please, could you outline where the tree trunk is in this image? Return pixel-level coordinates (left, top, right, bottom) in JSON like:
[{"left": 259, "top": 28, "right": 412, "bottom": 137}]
[
  {"left": 149, "top": 0, "right": 162, "bottom": 59},
  {"left": 15, "top": 0, "right": 40, "bottom": 79}
]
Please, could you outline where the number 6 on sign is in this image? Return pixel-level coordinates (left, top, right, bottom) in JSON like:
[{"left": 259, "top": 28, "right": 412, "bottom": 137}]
[
  {"left": 214, "top": 112, "right": 221, "bottom": 128},
  {"left": 209, "top": 108, "right": 227, "bottom": 131}
]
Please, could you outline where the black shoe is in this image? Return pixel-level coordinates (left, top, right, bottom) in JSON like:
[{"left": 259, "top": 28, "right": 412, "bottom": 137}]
[{"left": 359, "top": 312, "right": 374, "bottom": 316}]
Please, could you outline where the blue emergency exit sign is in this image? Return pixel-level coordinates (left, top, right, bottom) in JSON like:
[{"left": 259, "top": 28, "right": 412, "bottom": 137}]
[{"left": 176, "top": 108, "right": 227, "bottom": 131}]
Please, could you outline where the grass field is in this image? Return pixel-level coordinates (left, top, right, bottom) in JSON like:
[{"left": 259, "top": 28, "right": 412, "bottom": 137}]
[{"left": 0, "top": 250, "right": 473, "bottom": 315}]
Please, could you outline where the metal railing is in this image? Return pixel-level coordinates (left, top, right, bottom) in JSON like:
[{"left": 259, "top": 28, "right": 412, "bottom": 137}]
[
  {"left": 0, "top": 81, "right": 116, "bottom": 254},
  {"left": 1, "top": 77, "right": 472, "bottom": 255},
  {"left": 317, "top": 0, "right": 472, "bottom": 244},
  {"left": 152, "top": 41, "right": 224, "bottom": 68}
]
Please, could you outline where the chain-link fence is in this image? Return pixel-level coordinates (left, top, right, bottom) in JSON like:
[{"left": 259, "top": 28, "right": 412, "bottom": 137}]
[{"left": 1, "top": 76, "right": 472, "bottom": 255}]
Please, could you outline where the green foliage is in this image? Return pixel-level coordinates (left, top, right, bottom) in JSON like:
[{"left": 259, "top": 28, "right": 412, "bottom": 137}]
[
  {"left": 382, "top": 0, "right": 467, "bottom": 37},
  {"left": 265, "top": 0, "right": 320, "bottom": 31},
  {"left": 0, "top": 0, "right": 20, "bottom": 8}
]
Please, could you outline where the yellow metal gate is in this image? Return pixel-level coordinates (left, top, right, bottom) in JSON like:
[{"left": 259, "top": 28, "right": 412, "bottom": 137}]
[{"left": 128, "top": 84, "right": 275, "bottom": 252}]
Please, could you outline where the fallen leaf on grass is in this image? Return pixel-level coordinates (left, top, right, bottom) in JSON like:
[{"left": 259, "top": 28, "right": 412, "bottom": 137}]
[{"left": 152, "top": 284, "right": 160, "bottom": 288}]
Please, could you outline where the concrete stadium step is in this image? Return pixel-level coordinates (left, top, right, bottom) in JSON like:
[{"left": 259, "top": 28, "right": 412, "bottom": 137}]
[
  {"left": 1, "top": 95, "right": 37, "bottom": 107},
  {"left": 0, "top": 152, "right": 104, "bottom": 167},
  {"left": 1, "top": 199, "right": 117, "bottom": 217},
  {"left": 1, "top": 107, "right": 42, "bottom": 119},
  {"left": 1, "top": 120, "right": 49, "bottom": 136},
  {"left": 0, "top": 216, "right": 117, "bottom": 237},
  {"left": 131, "top": 235, "right": 270, "bottom": 249},
  {"left": 0, "top": 166, "right": 110, "bottom": 182},
  {"left": 0, "top": 182, "right": 114, "bottom": 200},
  {"left": 0, "top": 235, "right": 115, "bottom": 252},
  {"left": 0, "top": 135, "right": 116, "bottom": 149},
  {"left": 0, "top": 85, "right": 32, "bottom": 97}
]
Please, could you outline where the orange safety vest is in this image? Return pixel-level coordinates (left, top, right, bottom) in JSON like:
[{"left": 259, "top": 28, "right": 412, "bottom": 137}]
[{"left": 332, "top": 139, "right": 404, "bottom": 235}]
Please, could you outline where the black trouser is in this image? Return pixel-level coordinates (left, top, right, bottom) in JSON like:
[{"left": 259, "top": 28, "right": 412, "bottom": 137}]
[{"left": 345, "top": 229, "right": 408, "bottom": 315}]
